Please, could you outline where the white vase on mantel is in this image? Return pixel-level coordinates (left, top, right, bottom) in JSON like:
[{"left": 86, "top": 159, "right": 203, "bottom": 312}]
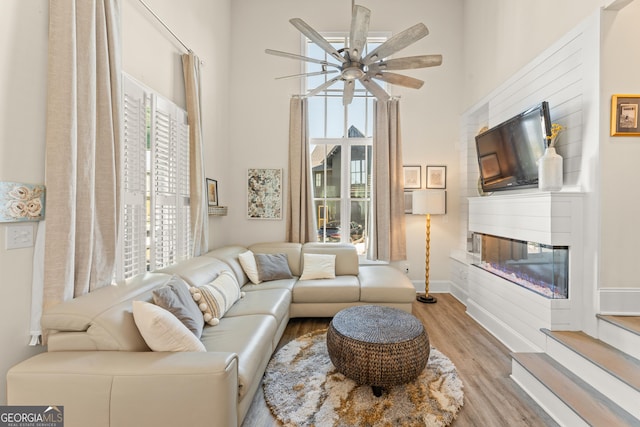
[{"left": 538, "top": 147, "right": 563, "bottom": 191}]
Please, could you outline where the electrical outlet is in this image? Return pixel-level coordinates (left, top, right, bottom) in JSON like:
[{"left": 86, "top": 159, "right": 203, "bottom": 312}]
[
  {"left": 5, "top": 224, "right": 34, "bottom": 250},
  {"left": 401, "top": 262, "right": 410, "bottom": 275}
]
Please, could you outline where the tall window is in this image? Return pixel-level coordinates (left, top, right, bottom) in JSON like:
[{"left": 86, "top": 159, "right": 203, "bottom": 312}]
[
  {"left": 307, "top": 36, "right": 384, "bottom": 254},
  {"left": 118, "top": 75, "right": 191, "bottom": 279}
]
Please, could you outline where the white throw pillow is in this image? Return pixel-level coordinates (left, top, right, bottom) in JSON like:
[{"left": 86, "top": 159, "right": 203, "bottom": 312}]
[
  {"left": 132, "top": 300, "right": 206, "bottom": 352},
  {"left": 238, "top": 250, "right": 261, "bottom": 284},
  {"left": 190, "top": 270, "right": 244, "bottom": 326},
  {"left": 299, "top": 253, "right": 336, "bottom": 280}
]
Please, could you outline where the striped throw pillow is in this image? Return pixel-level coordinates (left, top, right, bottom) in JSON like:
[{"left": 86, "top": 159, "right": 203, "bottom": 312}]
[{"left": 190, "top": 271, "right": 244, "bottom": 326}]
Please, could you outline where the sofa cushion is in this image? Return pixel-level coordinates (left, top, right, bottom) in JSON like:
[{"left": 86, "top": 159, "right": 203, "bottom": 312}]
[
  {"left": 293, "top": 275, "right": 360, "bottom": 303},
  {"left": 204, "top": 245, "right": 251, "bottom": 285},
  {"left": 42, "top": 272, "right": 174, "bottom": 351},
  {"left": 225, "top": 289, "right": 291, "bottom": 325},
  {"left": 254, "top": 253, "right": 293, "bottom": 282},
  {"left": 241, "top": 277, "right": 297, "bottom": 293},
  {"left": 238, "top": 250, "right": 261, "bottom": 284},
  {"left": 190, "top": 271, "right": 244, "bottom": 326},
  {"left": 200, "top": 314, "right": 277, "bottom": 400},
  {"left": 132, "top": 301, "right": 206, "bottom": 352},
  {"left": 158, "top": 256, "right": 236, "bottom": 288},
  {"left": 359, "top": 265, "right": 417, "bottom": 303},
  {"left": 249, "top": 242, "right": 302, "bottom": 276},
  {"left": 299, "top": 253, "right": 336, "bottom": 280},
  {"left": 302, "top": 243, "right": 359, "bottom": 276},
  {"left": 152, "top": 276, "right": 204, "bottom": 338}
]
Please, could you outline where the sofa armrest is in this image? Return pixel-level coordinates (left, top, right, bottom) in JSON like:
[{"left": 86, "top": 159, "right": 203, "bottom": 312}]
[{"left": 7, "top": 351, "right": 239, "bottom": 427}]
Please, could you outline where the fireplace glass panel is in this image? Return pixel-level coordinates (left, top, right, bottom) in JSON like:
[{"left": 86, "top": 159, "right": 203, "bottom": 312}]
[{"left": 474, "top": 234, "right": 568, "bottom": 299}]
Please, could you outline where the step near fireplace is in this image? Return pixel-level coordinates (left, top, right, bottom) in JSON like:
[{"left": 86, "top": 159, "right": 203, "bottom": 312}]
[{"left": 473, "top": 233, "right": 568, "bottom": 299}]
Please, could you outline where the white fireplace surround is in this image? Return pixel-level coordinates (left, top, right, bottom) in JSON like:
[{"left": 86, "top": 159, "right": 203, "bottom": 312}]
[{"left": 467, "top": 192, "right": 584, "bottom": 352}]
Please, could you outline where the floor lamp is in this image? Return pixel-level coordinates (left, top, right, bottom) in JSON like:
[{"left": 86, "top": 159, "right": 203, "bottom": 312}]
[{"left": 412, "top": 190, "right": 446, "bottom": 304}]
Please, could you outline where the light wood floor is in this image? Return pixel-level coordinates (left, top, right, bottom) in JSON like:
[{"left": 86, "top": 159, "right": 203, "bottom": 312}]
[{"left": 242, "top": 294, "right": 558, "bottom": 426}]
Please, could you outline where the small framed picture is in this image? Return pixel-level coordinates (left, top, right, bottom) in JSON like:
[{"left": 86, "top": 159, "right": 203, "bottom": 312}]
[
  {"left": 206, "top": 178, "right": 218, "bottom": 206},
  {"left": 611, "top": 94, "right": 640, "bottom": 136},
  {"left": 403, "top": 165, "right": 421, "bottom": 189},
  {"left": 426, "top": 165, "right": 447, "bottom": 189}
]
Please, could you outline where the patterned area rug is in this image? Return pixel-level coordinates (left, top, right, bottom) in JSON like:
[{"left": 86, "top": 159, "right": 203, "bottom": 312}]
[{"left": 263, "top": 329, "right": 464, "bottom": 427}]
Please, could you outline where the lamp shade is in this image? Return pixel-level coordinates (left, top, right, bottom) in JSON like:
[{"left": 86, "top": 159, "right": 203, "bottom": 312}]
[{"left": 412, "top": 190, "right": 446, "bottom": 215}]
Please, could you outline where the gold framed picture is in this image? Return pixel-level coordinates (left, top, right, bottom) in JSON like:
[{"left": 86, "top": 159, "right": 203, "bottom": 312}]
[{"left": 611, "top": 94, "right": 640, "bottom": 136}]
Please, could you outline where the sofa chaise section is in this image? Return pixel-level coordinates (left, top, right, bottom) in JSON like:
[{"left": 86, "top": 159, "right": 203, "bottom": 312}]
[{"left": 7, "top": 350, "right": 239, "bottom": 427}]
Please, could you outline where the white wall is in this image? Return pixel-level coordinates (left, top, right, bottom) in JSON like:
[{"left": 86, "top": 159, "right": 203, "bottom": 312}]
[
  {"left": 225, "top": 0, "right": 465, "bottom": 285},
  {"left": 0, "top": 0, "right": 48, "bottom": 406},
  {"left": 599, "top": 1, "right": 640, "bottom": 289},
  {"left": 462, "top": 0, "right": 607, "bottom": 109}
]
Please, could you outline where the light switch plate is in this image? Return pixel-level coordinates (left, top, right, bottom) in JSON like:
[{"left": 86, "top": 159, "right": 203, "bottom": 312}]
[{"left": 5, "top": 224, "right": 34, "bottom": 250}]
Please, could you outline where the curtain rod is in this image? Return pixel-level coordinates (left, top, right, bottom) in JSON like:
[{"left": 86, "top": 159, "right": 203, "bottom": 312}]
[{"left": 137, "top": 0, "right": 192, "bottom": 54}]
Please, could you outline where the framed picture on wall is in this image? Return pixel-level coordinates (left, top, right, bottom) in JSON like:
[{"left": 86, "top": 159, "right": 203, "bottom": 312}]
[
  {"left": 611, "top": 94, "right": 640, "bottom": 136},
  {"left": 206, "top": 178, "right": 218, "bottom": 206},
  {"left": 426, "top": 165, "right": 447, "bottom": 189},
  {"left": 247, "top": 168, "right": 283, "bottom": 220},
  {"left": 403, "top": 165, "right": 421, "bottom": 189}
]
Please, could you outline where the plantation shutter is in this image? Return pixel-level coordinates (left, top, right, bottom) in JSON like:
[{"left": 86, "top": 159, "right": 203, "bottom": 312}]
[
  {"left": 118, "top": 77, "right": 147, "bottom": 279},
  {"left": 118, "top": 74, "right": 191, "bottom": 278},
  {"left": 150, "top": 96, "right": 190, "bottom": 271},
  {"left": 176, "top": 108, "right": 192, "bottom": 260}
]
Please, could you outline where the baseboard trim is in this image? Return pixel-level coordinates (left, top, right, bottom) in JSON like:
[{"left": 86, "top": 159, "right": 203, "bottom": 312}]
[
  {"left": 599, "top": 288, "right": 640, "bottom": 315},
  {"left": 411, "top": 279, "right": 450, "bottom": 294}
]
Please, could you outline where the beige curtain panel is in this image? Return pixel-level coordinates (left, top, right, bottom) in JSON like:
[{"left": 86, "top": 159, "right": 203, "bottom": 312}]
[
  {"left": 42, "top": 0, "right": 122, "bottom": 311},
  {"left": 286, "top": 97, "right": 317, "bottom": 243},
  {"left": 182, "top": 52, "right": 209, "bottom": 256},
  {"left": 368, "top": 99, "right": 407, "bottom": 262}
]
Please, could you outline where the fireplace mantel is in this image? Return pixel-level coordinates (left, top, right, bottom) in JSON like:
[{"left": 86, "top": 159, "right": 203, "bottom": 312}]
[
  {"left": 468, "top": 192, "right": 584, "bottom": 247},
  {"left": 466, "top": 192, "right": 584, "bottom": 351}
]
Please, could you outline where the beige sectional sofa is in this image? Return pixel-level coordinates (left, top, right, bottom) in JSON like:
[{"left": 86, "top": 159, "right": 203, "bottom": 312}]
[{"left": 7, "top": 242, "right": 415, "bottom": 427}]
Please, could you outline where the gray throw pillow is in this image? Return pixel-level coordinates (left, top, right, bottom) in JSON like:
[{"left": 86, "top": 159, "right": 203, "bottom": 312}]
[
  {"left": 254, "top": 253, "right": 293, "bottom": 282},
  {"left": 153, "top": 276, "right": 204, "bottom": 338}
]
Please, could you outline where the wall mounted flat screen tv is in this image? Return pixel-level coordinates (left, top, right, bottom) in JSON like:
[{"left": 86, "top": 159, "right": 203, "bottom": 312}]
[{"left": 475, "top": 101, "right": 551, "bottom": 192}]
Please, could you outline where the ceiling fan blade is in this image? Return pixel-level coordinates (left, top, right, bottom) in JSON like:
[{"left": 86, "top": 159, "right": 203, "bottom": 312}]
[
  {"left": 368, "top": 71, "right": 424, "bottom": 89},
  {"left": 343, "top": 80, "right": 356, "bottom": 105},
  {"left": 367, "top": 54, "right": 442, "bottom": 72},
  {"left": 307, "top": 75, "right": 342, "bottom": 97},
  {"left": 362, "top": 23, "right": 429, "bottom": 65},
  {"left": 265, "top": 49, "right": 341, "bottom": 68},
  {"left": 290, "top": 18, "right": 346, "bottom": 63},
  {"left": 349, "top": 5, "right": 370, "bottom": 62},
  {"left": 276, "top": 70, "right": 339, "bottom": 80},
  {"left": 360, "top": 77, "right": 390, "bottom": 102}
]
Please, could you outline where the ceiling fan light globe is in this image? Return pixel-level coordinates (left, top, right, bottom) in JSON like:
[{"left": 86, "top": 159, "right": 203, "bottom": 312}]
[{"left": 342, "top": 67, "right": 365, "bottom": 80}]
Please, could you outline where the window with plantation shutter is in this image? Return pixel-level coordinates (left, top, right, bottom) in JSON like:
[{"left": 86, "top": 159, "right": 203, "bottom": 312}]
[
  {"left": 117, "top": 74, "right": 191, "bottom": 280},
  {"left": 150, "top": 96, "right": 190, "bottom": 271},
  {"left": 118, "top": 77, "right": 148, "bottom": 279}
]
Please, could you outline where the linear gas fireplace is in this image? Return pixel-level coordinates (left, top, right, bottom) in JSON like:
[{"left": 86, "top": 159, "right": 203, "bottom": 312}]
[{"left": 473, "top": 234, "right": 568, "bottom": 299}]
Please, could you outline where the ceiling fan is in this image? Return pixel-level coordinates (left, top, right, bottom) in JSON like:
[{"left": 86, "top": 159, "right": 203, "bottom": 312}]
[{"left": 265, "top": 4, "right": 442, "bottom": 105}]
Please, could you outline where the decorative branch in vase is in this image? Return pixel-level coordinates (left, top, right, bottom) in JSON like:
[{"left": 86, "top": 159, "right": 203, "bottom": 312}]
[
  {"left": 539, "top": 123, "right": 564, "bottom": 191},
  {"left": 546, "top": 123, "right": 564, "bottom": 148}
]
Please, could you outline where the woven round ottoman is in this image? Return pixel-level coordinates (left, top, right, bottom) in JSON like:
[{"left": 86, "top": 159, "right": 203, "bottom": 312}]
[{"left": 326, "top": 305, "right": 430, "bottom": 396}]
